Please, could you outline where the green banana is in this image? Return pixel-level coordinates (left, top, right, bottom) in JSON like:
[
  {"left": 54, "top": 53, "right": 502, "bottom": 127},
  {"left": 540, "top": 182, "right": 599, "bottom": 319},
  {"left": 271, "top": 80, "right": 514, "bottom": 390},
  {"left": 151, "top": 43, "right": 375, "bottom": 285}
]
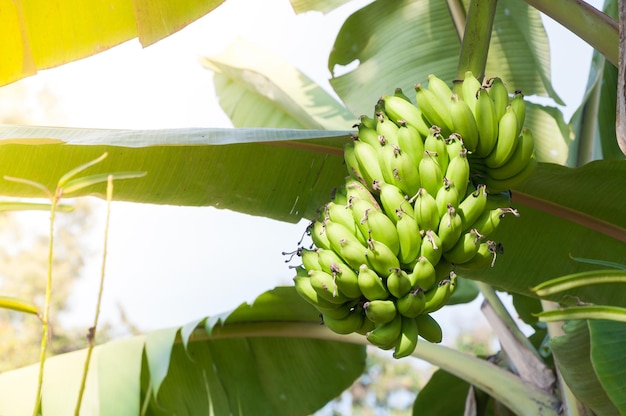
[
  {"left": 427, "top": 73, "right": 454, "bottom": 104},
  {"left": 417, "top": 152, "right": 444, "bottom": 201},
  {"left": 415, "top": 313, "right": 443, "bottom": 343},
  {"left": 458, "top": 183, "right": 488, "bottom": 231},
  {"left": 376, "top": 110, "right": 400, "bottom": 146},
  {"left": 422, "top": 277, "right": 454, "bottom": 314},
  {"left": 485, "top": 189, "right": 512, "bottom": 211},
  {"left": 353, "top": 139, "right": 385, "bottom": 191},
  {"left": 300, "top": 247, "right": 322, "bottom": 272},
  {"left": 324, "top": 219, "right": 369, "bottom": 270},
  {"left": 409, "top": 255, "right": 436, "bottom": 291},
  {"left": 381, "top": 94, "right": 431, "bottom": 137},
  {"left": 294, "top": 275, "right": 346, "bottom": 310},
  {"left": 510, "top": 90, "right": 526, "bottom": 134},
  {"left": 442, "top": 228, "right": 484, "bottom": 265},
  {"left": 395, "top": 210, "right": 422, "bottom": 265},
  {"left": 309, "top": 219, "right": 331, "bottom": 251},
  {"left": 355, "top": 312, "right": 376, "bottom": 335},
  {"left": 351, "top": 199, "right": 400, "bottom": 256},
  {"left": 358, "top": 263, "right": 390, "bottom": 301},
  {"left": 366, "top": 313, "right": 402, "bottom": 350},
  {"left": 357, "top": 114, "right": 377, "bottom": 131},
  {"left": 437, "top": 204, "right": 463, "bottom": 252},
  {"left": 419, "top": 229, "right": 442, "bottom": 266},
  {"left": 412, "top": 187, "right": 440, "bottom": 232},
  {"left": 365, "top": 238, "right": 401, "bottom": 276},
  {"left": 488, "top": 77, "right": 510, "bottom": 121},
  {"left": 471, "top": 207, "right": 519, "bottom": 238},
  {"left": 424, "top": 128, "right": 449, "bottom": 174},
  {"left": 474, "top": 87, "right": 499, "bottom": 158},
  {"left": 375, "top": 180, "right": 415, "bottom": 222},
  {"left": 316, "top": 302, "right": 355, "bottom": 320},
  {"left": 316, "top": 248, "right": 362, "bottom": 299},
  {"left": 379, "top": 142, "right": 421, "bottom": 197},
  {"left": 444, "top": 148, "right": 470, "bottom": 198},
  {"left": 322, "top": 309, "right": 365, "bottom": 335},
  {"left": 345, "top": 177, "right": 381, "bottom": 205},
  {"left": 397, "top": 121, "right": 425, "bottom": 167},
  {"left": 460, "top": 70, "right": 482, "bottom": 115},
  {"left": 344, "top": 141, "right": 366, "bottom": 185},
  {"left": 356, "top": 119, "right": 383, "bottom": 148},
  {"left": 486, "top": 127, "right": 535, "bottom": 180},
  {"left": 309, "top": 269, "right": 349, "bottom": 303},
  {"left": 414, "top": 82, "right": 454, "bottom": 135},
  {"left": 450, "top": 93, "right": 480, "bottom": 152},
  {"left": 484, "top": 105, "right": 519, "bottom": 168},
  {"left": 435, "top": 178, "right": 459, "bottom": 219},
  {"left": 386, "top": 267, "right": 413, "bottom": 298},
  {"left": 364, "top": 299, "right": 398, "bottom": 324},
  {"left": 393, "top": 87, "right": 413, "bottom": 103},
  {"left": 393, "top": 315, "right": 420, "bottom": 359},
  {"left": 455, "top": 240, "right": 498, "bottom": 270},
  {"left": 396, "top": 288, "right": 426, "bottom": 318},
  {"left": 445, "top": 133, "right": 465, "bottom": 161},
  {"left": 483, "top": 155, "right": 537, "bottom": 193},
  {"left": 326, "top": 200, "right": 366, "bottom": 245}
]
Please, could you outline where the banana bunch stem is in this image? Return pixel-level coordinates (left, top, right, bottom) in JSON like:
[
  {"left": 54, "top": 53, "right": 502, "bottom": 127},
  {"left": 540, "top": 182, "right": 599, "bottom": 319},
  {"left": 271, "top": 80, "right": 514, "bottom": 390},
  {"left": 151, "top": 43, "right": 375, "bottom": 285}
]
[{"left": 194, "top": 321, "right": 560, "bottom": 416}]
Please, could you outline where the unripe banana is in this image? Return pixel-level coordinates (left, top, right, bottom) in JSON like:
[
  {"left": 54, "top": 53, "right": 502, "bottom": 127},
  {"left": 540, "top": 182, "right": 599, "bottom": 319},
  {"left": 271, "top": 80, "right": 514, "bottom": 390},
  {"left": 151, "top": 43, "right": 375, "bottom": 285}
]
[
  {"left": 395, "top": 210, "right": 422, "bottom": 265},
  {"left": 391, "top": 146, "right": 422, "bottom": 197},
  {"left": 414, "top": 83, "right": 454, "bottom": 135},
  {"left": 344, "top": 141, "right": 366, "bottom": 185},
  {"left": 345, "top": 177, "right": 381, "bottom": 205},
  {"left": 396, "top": 288, "right": 426, "bottom": 318},
  {"left": 357, "top": 114, "right": 377, "bottom": 131},
  {"left": 445, "top": 133, "right": 465, "bottom": 161},
  {"left": 356, "top": 120, "right": 382, "bottom": 148},
  {"left": 419, "top": 229, "right": 442, "bottom": 266},
  {"left": 309, "top": 269, "right": 349, "bottom": 303},
  {"left": 444, "top": 148, "right": 470, "bottom": 198},
  {"left": 415, "top": 313, "right": 443, "bottom": 343},
  {"left": 471, "top": 207, "right": 520, "bottom": 238},
  {"left": 300, "top": 248, "right": 322, "bottom": 271},
  {"left": 510, "top": 91, "right": 526, "bottom": 134},
  {"left": 393, "top": 315, "right": 419, "bottom": 359},
  {"left": 488, "top": 77, "right": 510, "bottom": 121},
  {"left": 309, "top": 219, "right": 331, "bottom": 251},
  {"left": 485, "top": 189, "right": 513, "bottom": 211},
  {"left": 450, "top": 93, "right": 480, "bottom": 152},
  {"left": 427, "top": 73, "right": 455, "bottom": 104},
  {"left": 375, "top": 180, "right": 415, "bottom": 223},
  {"left": 324, "top": 220, "right": 369, "bottom": 270},
  {"left": 484, "top": 105, "right": 519, "bottom": 169},
  {"left": 353, "top": 139, "right": 385, "bottom": 191},
  {"left": 365, "top": 238, "right": 401, "bottom": 276},
  {"left": 409, "top": 256, "right": 437, "bottom": 291},
  {"left": 418, "top": 150, "right": 445, "bottom": 198},
  {"left": 364, "top": 299, "right": 398, "bottom": 324},
  {"left": 424, "top": 128, "right": 449, "bottom": 174},
  {"left": 355, "top": 311, "right": 376, "bottom": 335},
  {"left": 322, "top": 309, "right": 365, "bottom": 335},
  {"left": 393, "top": 87, "right": 413, "bottom": 103},
  {"left": 437, "top": 204, "right": 463, "bottom": 252},
  {"left": 386, "top": 267, "right": 413, "bottom": 298},
  {"left": 460, "top": 71, "right": 482, "bottom": 115},
  {"left": 358, "top": 263, "right": 390, "bottom": 301},
  {"left": 294, "top": 275, "right": 346, "bottom": 310},
  {"left": 351, "top": 200, "right": 400, "bottom": 256},
  {"left": 316, "top": 248, "right": 362, "bottom": 299},
  {"left": 455, "top": 240, "right": 498, "bottom": 270},
  {"left": 442, "top": 228, "right": 484, "bottom": 265},
  {"left": 326, "top": 201, "right": 367, "bottom": 245},
  {"left": 482, "top": 155, "right": 537, "bottom": 193},
  {"left": 486, "top": 128, "right": 535, "bottom": 180},
  {"left": 474, "top": 88, "right": 499, "bottom": 158},
  {"left": 381, "top": 94, "right": 431, "bottom": 137},
  {"left": 412, "top": 187, "right": 440, "bottom": 232},
  {"left": 376, "top": 111, "right": 400, "bottom": 146},
  {"left": 397, "top": 121, "right": 425, "bottom": 167},
  {"left": 458, "top": 184, "right": 488, "bottom": 231},
  {"left": 422, "top": 277, "right": 454, "bottom": 314},
  {"left": 366, "top": 313, "right": 402, "bottom": 350},
  {"left": 316, "top": 302, "right": 355, "bottom": 320},
  {"left": 435, "top": 178, "right": 459, "bottom": 219}
]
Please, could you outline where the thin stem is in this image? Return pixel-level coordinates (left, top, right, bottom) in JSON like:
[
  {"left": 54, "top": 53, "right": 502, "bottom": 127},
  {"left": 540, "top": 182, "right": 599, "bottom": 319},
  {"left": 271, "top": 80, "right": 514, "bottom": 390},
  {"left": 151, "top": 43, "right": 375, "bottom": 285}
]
[
  {"left": 522, "top": 0, "right": 618, "bottom": 67},
  {"left": 189, "top": 321, "right": 560, "bottom": 416},
  {"left": 32, "top": 190, "right": 59, "bottom": 416},
  {"left": 455, "top": 0, "right": 498, "bottom": 83},
  {"left": 74, "top": 176, "right": 114, "bottom": 415}
]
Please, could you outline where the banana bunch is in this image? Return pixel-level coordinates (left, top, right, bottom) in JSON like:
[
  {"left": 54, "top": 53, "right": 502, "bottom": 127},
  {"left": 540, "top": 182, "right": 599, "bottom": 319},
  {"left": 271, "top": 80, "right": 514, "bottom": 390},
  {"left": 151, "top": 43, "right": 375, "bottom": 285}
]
[{"left": 289, "top": 73, "right": 532, "bottom": 359}]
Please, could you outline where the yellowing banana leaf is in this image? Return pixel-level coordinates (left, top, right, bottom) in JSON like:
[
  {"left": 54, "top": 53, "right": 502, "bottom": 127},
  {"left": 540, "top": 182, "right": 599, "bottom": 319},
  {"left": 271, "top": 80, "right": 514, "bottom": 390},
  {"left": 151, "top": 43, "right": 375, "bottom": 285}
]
[
  {"left": 0, "top": 126, "right": 351, "bottom": 223},
  {"left": 200, "top": 38, "right": 356, "bottom": 130},
  {"left": 0, "top": 0, "right": 224, "bottom": 86},
  {"left": 0, "top": 287, "right": 365, "bottom": 416},
  {"left": 328, "top": 0, "right": 562, "bottom": 121},
  {"left": 289, "top": 0, "right": 351, "bottom": 14}
]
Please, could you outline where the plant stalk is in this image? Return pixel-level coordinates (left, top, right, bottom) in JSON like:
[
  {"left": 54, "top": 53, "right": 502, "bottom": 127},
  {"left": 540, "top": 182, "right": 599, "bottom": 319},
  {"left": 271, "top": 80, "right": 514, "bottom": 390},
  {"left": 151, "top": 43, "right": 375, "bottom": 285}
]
[
  {"left": 522, "top": 0, "right": 619, "bottom": 67},
  {"left": 192, "top": 321, "right": 560, "bottom": 416},
  {"left": 455, "top": 0, "right": 498, "bottom": 85},
  {"left": 617, "top": 0, "right": 626, "bottom": 155}
]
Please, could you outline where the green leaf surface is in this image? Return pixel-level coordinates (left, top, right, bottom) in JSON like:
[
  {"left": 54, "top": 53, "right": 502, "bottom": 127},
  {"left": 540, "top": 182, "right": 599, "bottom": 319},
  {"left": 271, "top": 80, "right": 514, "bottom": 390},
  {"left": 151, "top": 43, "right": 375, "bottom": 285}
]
[
  {"left": 328, "top": 0, "right": 560, "bottom": 119},
  {"left": 461, "top": 160, "right": 626, "bottom": 306},
  {"left": 201, "top": 38, "right": 355, "bottom": 130},
  {"left": 589, "top": 320, "right": 626, "bottom": 413},
  {"left": 412, "top": 369, "right": 470, "bottom": 416},
  {"left": 289, "top": 0, "right": 351, "bottom": 14},
  {"left": 549, "top": 320, "right": 620, "bottom": 416},
  {"left": 0, "top": 126, "right": 351, "bottom": 223},
  {"left": 446, "top": 276, "right": 479, "bottom": 305}
]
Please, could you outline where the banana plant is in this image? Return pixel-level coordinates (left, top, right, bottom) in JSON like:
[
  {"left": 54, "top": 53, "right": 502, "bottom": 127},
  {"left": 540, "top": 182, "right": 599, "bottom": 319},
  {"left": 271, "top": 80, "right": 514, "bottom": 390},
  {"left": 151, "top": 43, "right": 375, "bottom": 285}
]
[{"left": 0, "top": 0, "right": 624, "bottom": 415}]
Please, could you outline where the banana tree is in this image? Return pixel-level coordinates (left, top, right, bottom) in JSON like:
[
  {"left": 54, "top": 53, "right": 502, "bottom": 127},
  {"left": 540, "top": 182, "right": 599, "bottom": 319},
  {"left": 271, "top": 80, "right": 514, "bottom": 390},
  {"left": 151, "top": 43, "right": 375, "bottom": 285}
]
[{"left": 0, "top": 0, "right": 624, "bottom": 415}]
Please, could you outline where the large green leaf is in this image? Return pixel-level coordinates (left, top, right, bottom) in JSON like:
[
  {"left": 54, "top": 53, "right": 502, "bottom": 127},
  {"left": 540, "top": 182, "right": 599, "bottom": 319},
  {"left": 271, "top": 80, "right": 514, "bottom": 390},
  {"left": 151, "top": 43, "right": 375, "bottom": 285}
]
[
  {"left": 412, "top": 369, "right": 470, "bottom": 415},
  {"left": 0, "top": 287, "right": 366, "bottom": 416},
  {"left": 461, "top": 160, "right": 626, "bottom": 306},
  {"left": 201, "top": 38, "right": 356, "bottom": 130},
  {"left": 0, "top": 126, "right": 350, "bottom": 222},
  {"left": 0, "top": 0, "right": 225, "bottom": 86},
  {"left": 549, "top": 320, "right": 620, "bottom": 415},
  {"left": 328, "top": 0, "right": 561, "bottom": 119},
  {"left": 588, "top": 320, "right": 626, "bottom": 413}
]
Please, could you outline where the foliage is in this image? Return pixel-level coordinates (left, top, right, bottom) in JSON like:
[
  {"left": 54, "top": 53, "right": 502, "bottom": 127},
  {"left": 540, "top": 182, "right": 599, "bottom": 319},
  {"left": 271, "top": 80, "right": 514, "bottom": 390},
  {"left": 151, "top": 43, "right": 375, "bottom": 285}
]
[{"left": 0, "top": 0, "right": 624, "bottom": 415}]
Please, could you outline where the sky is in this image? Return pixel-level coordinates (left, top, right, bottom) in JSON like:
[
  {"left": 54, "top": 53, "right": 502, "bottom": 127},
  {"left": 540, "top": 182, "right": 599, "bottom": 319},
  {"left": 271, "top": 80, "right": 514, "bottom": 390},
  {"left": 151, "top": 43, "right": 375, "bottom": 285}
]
[{"left": 1, "top": 0, "right": 605, "bottom": 341}]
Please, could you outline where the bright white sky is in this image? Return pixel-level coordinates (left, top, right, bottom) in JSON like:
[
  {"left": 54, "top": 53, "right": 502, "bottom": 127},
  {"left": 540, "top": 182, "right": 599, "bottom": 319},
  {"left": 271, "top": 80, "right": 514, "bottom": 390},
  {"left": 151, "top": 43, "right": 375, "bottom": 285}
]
[{"left": 2, "top": 0, "right": 605, "bottom": 339}]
